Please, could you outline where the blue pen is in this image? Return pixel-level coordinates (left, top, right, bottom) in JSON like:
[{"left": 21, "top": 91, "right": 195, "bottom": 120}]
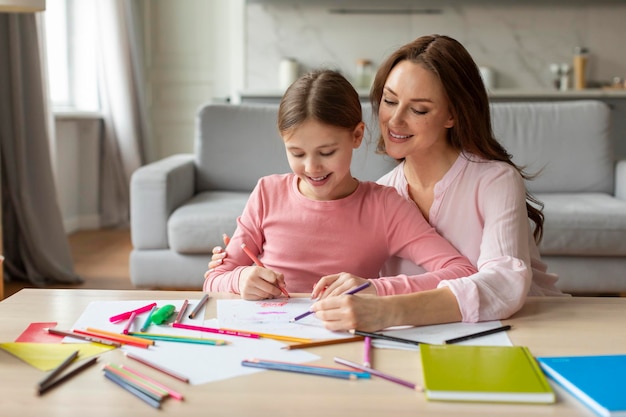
[
  {"left": 140, "top": 305, "right": 157, "bottom": 332},
  {"left": 290, "top": 281, "right": 372, "bottom": 323}
]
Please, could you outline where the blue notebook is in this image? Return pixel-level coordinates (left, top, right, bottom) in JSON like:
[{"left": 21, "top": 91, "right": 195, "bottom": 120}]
[{"left": 536, "top": 354, "right": 626, "bottom": 417}]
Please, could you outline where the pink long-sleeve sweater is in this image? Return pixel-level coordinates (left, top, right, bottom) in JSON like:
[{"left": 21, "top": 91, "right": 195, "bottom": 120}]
[
  {"left": 204, "top": 173, "right": 476, "bottom": 294},
  {"left": 377, "top": 155, "right": 564, "bottom": 323}
]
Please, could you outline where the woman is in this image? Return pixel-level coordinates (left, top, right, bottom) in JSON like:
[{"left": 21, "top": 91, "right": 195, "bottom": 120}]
[{"left": 308, "top": 35, "right": 563, "bottom": 331}]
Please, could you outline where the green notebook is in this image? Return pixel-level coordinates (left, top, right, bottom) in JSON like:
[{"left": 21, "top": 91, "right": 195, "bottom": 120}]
[{"left": 420, "top": 344, "right": 555, "bottom": 404}]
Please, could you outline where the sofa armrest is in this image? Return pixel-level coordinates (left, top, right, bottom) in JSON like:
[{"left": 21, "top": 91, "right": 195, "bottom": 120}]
[
  {"left": 616, "top": 160, "right": 626, "bottom": 200},
  {"left": 131, "top": 154, "right": 195, "bottom": 249}
]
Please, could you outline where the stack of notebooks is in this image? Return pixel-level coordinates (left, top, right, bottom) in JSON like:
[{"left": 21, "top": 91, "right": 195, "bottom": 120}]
[{"left": 420, "top": 345, "right": 626, "bottom": 416}]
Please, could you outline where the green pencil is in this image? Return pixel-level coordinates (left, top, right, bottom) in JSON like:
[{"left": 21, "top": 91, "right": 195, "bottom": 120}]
[{"left": 128, "top": 332, "right": 227, "bottom": 345}]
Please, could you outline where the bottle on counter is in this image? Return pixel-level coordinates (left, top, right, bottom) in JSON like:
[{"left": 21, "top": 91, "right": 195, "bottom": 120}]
[
  {"left": 279, "top": 57, "right": 299, "bottom": 90},
  {"left": 355, "top": 59, "right": 374, "bottom": 89},
  {"left": 573, "top": 47, "right": 589, "bottom": 90}
]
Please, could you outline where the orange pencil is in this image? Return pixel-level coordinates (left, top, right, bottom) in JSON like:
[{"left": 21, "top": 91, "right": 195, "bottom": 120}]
[{"left": 241, "top": 243, "right": 290, "bottom": 298}]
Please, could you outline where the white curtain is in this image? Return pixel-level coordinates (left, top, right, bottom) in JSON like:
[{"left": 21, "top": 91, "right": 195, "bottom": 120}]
[
  {"left": 0, "top": 12, "right": 81, "bottom": 286},
  {"left": 96, "top": 0, "right": 148, "bottom": 227}
]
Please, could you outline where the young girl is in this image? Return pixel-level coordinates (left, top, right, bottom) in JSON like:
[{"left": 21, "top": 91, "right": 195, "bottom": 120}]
[{"left": 203, "top": 70, "right": 476, "bottom": 300}]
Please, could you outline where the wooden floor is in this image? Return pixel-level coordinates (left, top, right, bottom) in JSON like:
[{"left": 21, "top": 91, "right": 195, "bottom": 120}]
[{"left": 3, "top": 228, "right": 135, "bottom": 299}]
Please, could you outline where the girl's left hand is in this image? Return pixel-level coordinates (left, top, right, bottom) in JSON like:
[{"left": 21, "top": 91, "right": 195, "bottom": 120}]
[{"left": 311, "top": 273, "right": 376, "bottom": 300}]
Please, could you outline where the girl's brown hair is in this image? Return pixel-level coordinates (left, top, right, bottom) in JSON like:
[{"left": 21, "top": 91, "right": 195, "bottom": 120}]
[
  {"left": 278, "top": 69, "right": 362, "bottom": 135},
  {"left": 370, "top": 35, "right": 544, "bottom": 242}
]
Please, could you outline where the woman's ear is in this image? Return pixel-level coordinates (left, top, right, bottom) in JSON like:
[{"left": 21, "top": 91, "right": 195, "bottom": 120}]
[
  {"left": 352, "top": 121, "right": 365, "bottom": 148},
  {"left": 444, "top": 109, "right": 455, "bottom": 129}
]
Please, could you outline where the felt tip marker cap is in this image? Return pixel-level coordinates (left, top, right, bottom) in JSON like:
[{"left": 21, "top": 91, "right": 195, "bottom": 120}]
[{"left": 151, "top": 304, "right": 176, "bottom": 325}]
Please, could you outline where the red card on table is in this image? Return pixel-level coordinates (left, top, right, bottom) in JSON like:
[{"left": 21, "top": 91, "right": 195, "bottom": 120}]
[{"left": 15, "top": 322, "right": 62, "bottom": 343}]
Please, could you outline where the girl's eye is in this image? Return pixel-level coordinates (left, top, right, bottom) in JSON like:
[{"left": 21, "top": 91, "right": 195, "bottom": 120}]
[
  {"left": 291, "top": 153, "right": 304, "bottom": 158},
  {"left": 321, "top": 151, "right": 336, "bottom": 157}
]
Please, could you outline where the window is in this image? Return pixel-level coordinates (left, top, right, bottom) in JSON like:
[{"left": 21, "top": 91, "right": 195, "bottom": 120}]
[{"left": 44, "top": 0, "right": 99, "bottom": 111}]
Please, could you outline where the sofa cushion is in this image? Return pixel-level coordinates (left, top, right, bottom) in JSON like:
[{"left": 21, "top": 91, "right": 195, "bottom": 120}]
[
  {"left": 491, "top": 101, "right": 612, "bottom": 194},
  {"left": 168, "top": 191, "right": 249, "bottom": 253},
  {"left": 538, "top": 193, "right": 626, "bottom": 256}
]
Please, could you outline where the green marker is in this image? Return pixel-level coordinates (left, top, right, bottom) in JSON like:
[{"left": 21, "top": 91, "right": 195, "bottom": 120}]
[{"left": 150, "top": 304, "right": 176, "bottom": 325}]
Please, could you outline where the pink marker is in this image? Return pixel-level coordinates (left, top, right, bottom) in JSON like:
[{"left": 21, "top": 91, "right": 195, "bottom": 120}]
[{"left": 109, "top": 302, "right": 157, "bottom": 323}]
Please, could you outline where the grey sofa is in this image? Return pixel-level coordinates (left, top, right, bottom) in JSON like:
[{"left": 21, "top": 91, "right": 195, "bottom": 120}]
[{"left": 130, "top": 100, "right": 626, "bottom": 294}]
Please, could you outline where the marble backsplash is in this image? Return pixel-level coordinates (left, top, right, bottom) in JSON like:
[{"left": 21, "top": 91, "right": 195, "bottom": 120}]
[{"left": 245, "top": 1, "right": 626, "bottom": 92}]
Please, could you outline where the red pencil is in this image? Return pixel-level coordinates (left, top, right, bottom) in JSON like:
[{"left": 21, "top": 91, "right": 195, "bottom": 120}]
[
  {"left": 172, "top": 322, "right": 260, "bottom": 339},
  {"left": 241, "top": 243, "right": 290, "bottom": 298},
  {"left": 125, "top": 352, "right": 190, "bottom": 383}
]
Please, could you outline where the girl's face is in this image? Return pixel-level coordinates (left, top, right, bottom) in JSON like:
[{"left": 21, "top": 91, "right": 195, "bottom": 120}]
[
  {"left": 378, "top": 60, "right": 455, "bottom": 160},
  {"left": 283, "top": 119, "right": 364, "bottom": 201}
]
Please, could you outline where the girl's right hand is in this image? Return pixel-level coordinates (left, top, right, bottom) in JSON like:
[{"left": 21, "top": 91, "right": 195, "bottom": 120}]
[{"left": 238, "top": 266, "right": 287, "bottom": 300}]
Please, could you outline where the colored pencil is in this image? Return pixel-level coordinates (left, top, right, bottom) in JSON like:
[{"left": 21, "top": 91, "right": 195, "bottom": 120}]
[
  {"left": 44, "top": 328, "right": 122, "bottom": 347},
  {"left": 350, "top": 329, "right": 424, "bottom": 346},
  {"left": 291, "top": 281, "right": 372, "bottom": 322},
  {"left": 243, "top": 358, "right": 371, "bottom": 378},
  {"left": 38, "top": 349, "right": 79, "bottom": 389},
  {"left": 444, "top": 324, "right": 512, "bottom": 344},
  {"left": 241, "top": 243, "right": 290, "bottom": 298},
  {"left": 103, "top": 364, "right": 168, "bottom": 400},
  {"left": 282, "top": 336, "right": 364, "bottom": 350},
  {"left": 242, "top": 359, "right": 365, "bottom": 380},
  {"left": 188, "top": 294, "right": 209, "bottom": 319},
  {"left": 122, "top": 311, "right": 137, "bottom": 335},
  {"left": 363, "top": 336, "right": 372, "bottom": 368},
  {"left": 38, "top": 356, "right": 99, "bottom": 395},
  {"left": 140, "top": 305, "right": 157, "bottom": 332},
  {"left": 109, "top": 302, "right": 157, "bottom": 323},
  {"left": 174, "top": 299, "right": 189, "bottom": 324},
  {"left": 219, "top": 328, "right": 311, "bottom": 343},
  {"left": 125, "top": 352, "right": 190, "bottom": 383},
  {"left": 334, "top": 357, "right": 422, "bottom": 391},
  {"left": 120, "top": 364, "right": 184, "bottom": 400},
  {"left": 81, "top": 328, "right": 154, "bottom": 347},
  {"left": 103, "top": 370, "right": 161, "bottom": 409},
  {"left": 128, "top": 332, "right": 228, "bottom": 346},
  {"left": 172, "top": 322, "right": 260, "bottom": 339}
]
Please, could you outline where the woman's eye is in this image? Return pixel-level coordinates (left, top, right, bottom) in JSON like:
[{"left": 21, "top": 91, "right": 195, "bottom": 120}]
[
  {"left": 383, "top": 98, "right": 397, "bottom": 105},
  {"left": 412, "top": 108, "right": 428, "bottom": 115}
]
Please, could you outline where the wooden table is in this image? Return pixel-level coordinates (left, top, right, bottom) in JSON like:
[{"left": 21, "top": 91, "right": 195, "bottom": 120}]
[{"left": 1, "top": 289, "right": 624, "bottom": 416}]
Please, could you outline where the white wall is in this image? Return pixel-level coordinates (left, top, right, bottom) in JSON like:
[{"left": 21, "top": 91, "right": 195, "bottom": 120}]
[
  {"left": 140, "top": 0, "right": 245, "bottom": 162},
  {"left": 53, "top": 116, "right": 101, "bottom": 233}
]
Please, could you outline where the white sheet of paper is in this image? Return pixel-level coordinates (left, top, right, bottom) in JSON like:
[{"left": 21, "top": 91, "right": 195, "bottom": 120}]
[
  {"left": 216, "top": 298, "right": 353, "bottom": 340},
  {"left": 70, "top": 300, "right": 318, "bottom": 385},
  {"left": 372, "top": 321, "right": 513, "bottom": 350}
]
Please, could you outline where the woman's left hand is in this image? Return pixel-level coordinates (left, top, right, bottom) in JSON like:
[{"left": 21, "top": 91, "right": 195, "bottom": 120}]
[{"left": 310, "top": 294, "right": 387, "bottom": 332}]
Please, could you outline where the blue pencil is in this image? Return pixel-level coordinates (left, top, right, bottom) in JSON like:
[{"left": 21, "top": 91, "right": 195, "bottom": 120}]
[
  {"left": 139, "top": 305, "right": 157, "bottom": 332},
  {"left": 241, "top": 359, "right": 370, "bottom": 380},
  {"left": 103, "top": 369, "right": 162, "bottom": 409},
  {"left": 290, "top": 281, "right": 372, "bottom": 322}
]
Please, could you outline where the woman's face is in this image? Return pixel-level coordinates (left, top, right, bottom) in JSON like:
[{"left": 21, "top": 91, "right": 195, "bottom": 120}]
[
  {"left": 283, "top": 119, "right": 363, "bottom": 201},
  {"left": 378, "top": 60, "right": 455, "bottom": 160}
]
